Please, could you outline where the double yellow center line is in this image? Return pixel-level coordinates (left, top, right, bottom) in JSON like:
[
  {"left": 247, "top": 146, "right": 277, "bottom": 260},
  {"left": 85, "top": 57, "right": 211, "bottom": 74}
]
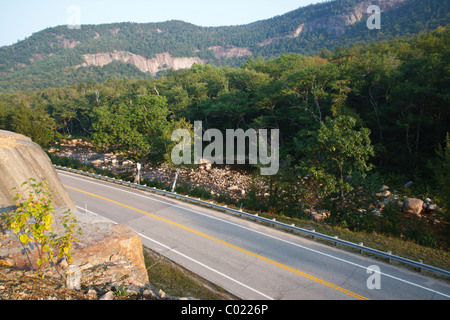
[{"left": 64, "top": 184, "right": 369, "bottom": 300}]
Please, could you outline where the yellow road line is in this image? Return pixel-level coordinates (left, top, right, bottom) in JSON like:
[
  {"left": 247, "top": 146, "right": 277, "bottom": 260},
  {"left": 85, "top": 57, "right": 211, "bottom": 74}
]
[{"left": 65, "top": 184, "right": 370, "bottom": 300}]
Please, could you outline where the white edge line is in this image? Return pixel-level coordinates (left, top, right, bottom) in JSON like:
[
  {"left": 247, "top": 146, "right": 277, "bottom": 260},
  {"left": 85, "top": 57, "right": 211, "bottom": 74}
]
[
  {"left": 64, "top": 172, "right": 450, "bottom": 299},
  {"left": 76, "top": 205, "right": 274, "bottom": 301}
]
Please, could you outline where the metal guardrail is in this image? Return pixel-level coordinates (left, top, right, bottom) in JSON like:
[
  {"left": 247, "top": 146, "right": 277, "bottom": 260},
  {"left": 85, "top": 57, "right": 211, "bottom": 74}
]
[{"left": 55, "top": 165, "right": 450, "bottom": 278}]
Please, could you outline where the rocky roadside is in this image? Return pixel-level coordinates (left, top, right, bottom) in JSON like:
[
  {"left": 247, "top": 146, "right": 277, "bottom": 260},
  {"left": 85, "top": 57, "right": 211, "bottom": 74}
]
[
  {"left": 0, "top": 265, "right": 190, "bottom": 301},
  {"left": 49, "top": 139, "right": 257, "bottom": 201}
]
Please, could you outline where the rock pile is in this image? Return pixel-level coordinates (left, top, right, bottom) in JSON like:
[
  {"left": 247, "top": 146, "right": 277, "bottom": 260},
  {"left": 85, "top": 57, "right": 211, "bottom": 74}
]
[
  {"left": 0, "top": 265, "right": 192, "bottom": 300},
  {"left": 373, "top": 185, "right": 441, "bottom": 224},
  {"left": 146, "top": 165, "right": 252, "bottom": 199},
  {"left": 50, "top": 139, "right": 252, "bottom": 201}
]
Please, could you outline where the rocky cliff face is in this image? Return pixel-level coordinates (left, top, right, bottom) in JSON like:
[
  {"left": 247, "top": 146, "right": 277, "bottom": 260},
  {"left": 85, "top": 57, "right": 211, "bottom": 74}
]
[
  {"left": 297, "top": 0, "right": 410, "bottom": 36},
  {"left": 0, "top": 130, "right": 148, "bottom": 288},
  {"left": 259, "top": 0, "right": 411, "bottom": 46},
  {"left": 208, "top": 46, "right": 253, "bottom": 59},
  {"left": 79, "top": 51, "right": 206, "bottom": 76}
]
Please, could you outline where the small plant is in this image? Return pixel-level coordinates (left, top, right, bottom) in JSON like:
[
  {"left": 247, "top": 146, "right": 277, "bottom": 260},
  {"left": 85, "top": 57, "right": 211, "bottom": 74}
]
[
  {"left": 5, "top": 178, "right": 82, "bottom": 277},
  {"left": 53, "top": 209, "right": 82, "bottom": 265},
  {"left": 112, "top": 286, "right": 131, "bottom": 297}
]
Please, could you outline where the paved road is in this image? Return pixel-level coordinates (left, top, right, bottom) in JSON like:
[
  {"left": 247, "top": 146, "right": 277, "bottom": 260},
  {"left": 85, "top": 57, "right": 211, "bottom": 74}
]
[{"left": 58, "top": 170, "right": 450, "bottom": 300}]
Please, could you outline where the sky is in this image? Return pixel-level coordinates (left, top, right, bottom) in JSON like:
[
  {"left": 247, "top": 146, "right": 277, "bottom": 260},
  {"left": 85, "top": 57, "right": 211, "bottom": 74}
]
[{"left": 0, "top": 0, "right": 327, "bottom": 47}]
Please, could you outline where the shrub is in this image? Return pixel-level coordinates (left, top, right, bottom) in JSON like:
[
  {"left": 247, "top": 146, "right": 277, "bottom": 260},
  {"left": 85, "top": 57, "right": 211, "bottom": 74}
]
[{"left": 4, "top": 178, "right": 82, "bottom": 277}]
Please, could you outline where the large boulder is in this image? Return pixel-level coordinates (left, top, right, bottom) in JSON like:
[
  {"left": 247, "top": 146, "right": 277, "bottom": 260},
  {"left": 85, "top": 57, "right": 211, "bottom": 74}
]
[
  {"left": 0, "top": 130, "right": 75, "bottom": 214},
  {"left": 0, "top": 130, "right": 148, "bottom": 287},
  {"left": 402, "top": 198, "right": 424, "bottom": 215}
]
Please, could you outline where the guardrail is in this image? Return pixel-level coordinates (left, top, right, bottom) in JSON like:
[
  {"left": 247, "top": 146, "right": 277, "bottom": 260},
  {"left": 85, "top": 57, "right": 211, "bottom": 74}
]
[{"left": 55, "top": 165, "right": 450, "bottom": 278}]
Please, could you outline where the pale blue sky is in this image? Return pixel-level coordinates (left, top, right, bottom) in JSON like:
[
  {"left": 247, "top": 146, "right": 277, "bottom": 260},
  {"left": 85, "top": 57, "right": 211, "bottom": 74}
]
[{"left": 0, "top": 0, "right": 327, "bottom": 47}]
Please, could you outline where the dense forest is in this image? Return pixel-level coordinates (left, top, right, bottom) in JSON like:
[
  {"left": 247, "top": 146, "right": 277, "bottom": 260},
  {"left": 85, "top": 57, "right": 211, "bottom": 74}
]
[
  {"left": 0, "top": 26, "right": 449, "bottom": 248},
  {"left": 0, "top": 0, "right": 448, "bottom": 92}
]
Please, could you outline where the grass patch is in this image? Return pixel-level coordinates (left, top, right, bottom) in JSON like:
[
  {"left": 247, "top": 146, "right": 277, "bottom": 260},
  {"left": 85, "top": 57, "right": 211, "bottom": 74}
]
[{"left": 142, "top": 247, "right": 239, "bottom": 300}]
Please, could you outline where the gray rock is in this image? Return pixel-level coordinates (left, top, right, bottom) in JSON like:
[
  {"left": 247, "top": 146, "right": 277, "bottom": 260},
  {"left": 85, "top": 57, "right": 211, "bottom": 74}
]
[
  {"left": 143, "top": 288, "right": 157, "bottom": 298},
  {"left": 424, "top": 203, "right": 437, "bottom": 211},
  {"left": 99, "top": 291, "right": 115, "bottom": 300},
  {"left": 66, "top": 265, "right": 81, "bottom": 290},
  {"left": 86, "top": 289, "right": 97, "bottom": 298},
  {"left": 403, "top": 198, "right": 424, "bottom": 215},
  {"left": 403, "top": 181, "right": 414, "bottom": 189},
  {"left": 376, "top": 190, "right": 391, "bottom": 197}
]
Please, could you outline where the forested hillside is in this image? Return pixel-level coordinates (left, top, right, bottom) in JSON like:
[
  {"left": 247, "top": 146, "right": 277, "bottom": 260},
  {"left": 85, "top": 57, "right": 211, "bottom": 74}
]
[
  {"left": 0, "top": 0, "right": 449, "bottom": 250},
  {"left": 0, "top": 0, "right": 448, "bottom": 92},
  {"left": 0, "top": 27, "right": 449, "bottom": 248}
]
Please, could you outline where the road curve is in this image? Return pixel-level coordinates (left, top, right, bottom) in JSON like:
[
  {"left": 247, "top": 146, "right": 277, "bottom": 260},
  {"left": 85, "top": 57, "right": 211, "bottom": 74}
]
[{"left": 58, "top": 170, "right": 450, "bottom": 300}]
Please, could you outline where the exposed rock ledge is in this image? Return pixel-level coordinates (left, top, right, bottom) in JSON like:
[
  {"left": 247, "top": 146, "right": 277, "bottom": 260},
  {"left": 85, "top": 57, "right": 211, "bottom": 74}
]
[
  {"left": 208, "top": 46, "right": 253, "bottom": 59},
  {"left": 259, "top": 0, "right": 410, "bottom": 46},
  {"left": 0, "top": 130, "right": 149, "bottom": 289},
  {"left": 78, "top": 51, "right": 206, "bottom": 76}
]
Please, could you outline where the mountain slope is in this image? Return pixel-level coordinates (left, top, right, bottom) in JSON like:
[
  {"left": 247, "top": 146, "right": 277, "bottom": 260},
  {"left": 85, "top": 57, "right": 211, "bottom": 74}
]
[{"left": 0, "top": 0, "right": 448, "bottom": 92}]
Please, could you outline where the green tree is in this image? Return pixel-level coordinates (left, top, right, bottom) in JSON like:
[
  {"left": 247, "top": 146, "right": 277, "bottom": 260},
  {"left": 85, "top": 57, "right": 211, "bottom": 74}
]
[
  {"left": 430, "top": 133, "right": 450, "bottom": 222},
  {"left": 11, "top": 102, "right": 56, "bottom": 146},
  {"left": 297, "top": 116, "right": 374, "bottom": 220},
  {"left": 5, "top": 178, "right": 82, "bottom": 277},
  {"left": 92, "top": 94, "right": 173, "bottom": 162}
]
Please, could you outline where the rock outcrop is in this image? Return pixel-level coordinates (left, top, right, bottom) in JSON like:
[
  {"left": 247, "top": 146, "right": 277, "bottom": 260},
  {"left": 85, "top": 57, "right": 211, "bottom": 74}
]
[
  {"left": 0, "top": 130, "right": 148, "bottom": 288},
  {"left": 0, "top": 130, "right": 75, "bottom": 214},
  {"left": 208, "top": 46, "right": 253, "bottom": 59},
  {"left": 259, "top": 0, "right": 410, "bottom": 46},
  {"left": 299, "top": 0, "right": 410, "bottom": 36},
  {"left": 78, "top": 51, "right": 206, "bottom": 76}
]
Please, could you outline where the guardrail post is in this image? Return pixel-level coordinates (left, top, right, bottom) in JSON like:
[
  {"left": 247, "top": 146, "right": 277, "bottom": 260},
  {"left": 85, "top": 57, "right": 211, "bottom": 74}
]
[
  {"left": 333, "top": 236, "right": 339, "bottom": 246},
  {"left": 311, "top": 229, "right": 315, "bottom": 240},
  {"left": 358, "top": 242, "right": 364, "bottom": 254},
  {"left": 387, "top": 250, "right": 392, "bottom": 263},
  {"left": 290, "top": 224, "right": 295, "bottom": 233}
]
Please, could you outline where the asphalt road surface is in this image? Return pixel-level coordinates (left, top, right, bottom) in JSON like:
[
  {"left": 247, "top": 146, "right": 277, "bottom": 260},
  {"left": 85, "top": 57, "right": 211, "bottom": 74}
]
[{"left": 58, "top": 170, "right": 450, "bottom": 300}]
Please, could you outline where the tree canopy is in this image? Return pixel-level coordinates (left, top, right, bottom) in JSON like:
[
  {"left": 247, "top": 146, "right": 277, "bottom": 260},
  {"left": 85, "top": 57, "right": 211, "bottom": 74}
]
[{"left": 0, "top": 26, "right": 449, "bottom": 242}]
